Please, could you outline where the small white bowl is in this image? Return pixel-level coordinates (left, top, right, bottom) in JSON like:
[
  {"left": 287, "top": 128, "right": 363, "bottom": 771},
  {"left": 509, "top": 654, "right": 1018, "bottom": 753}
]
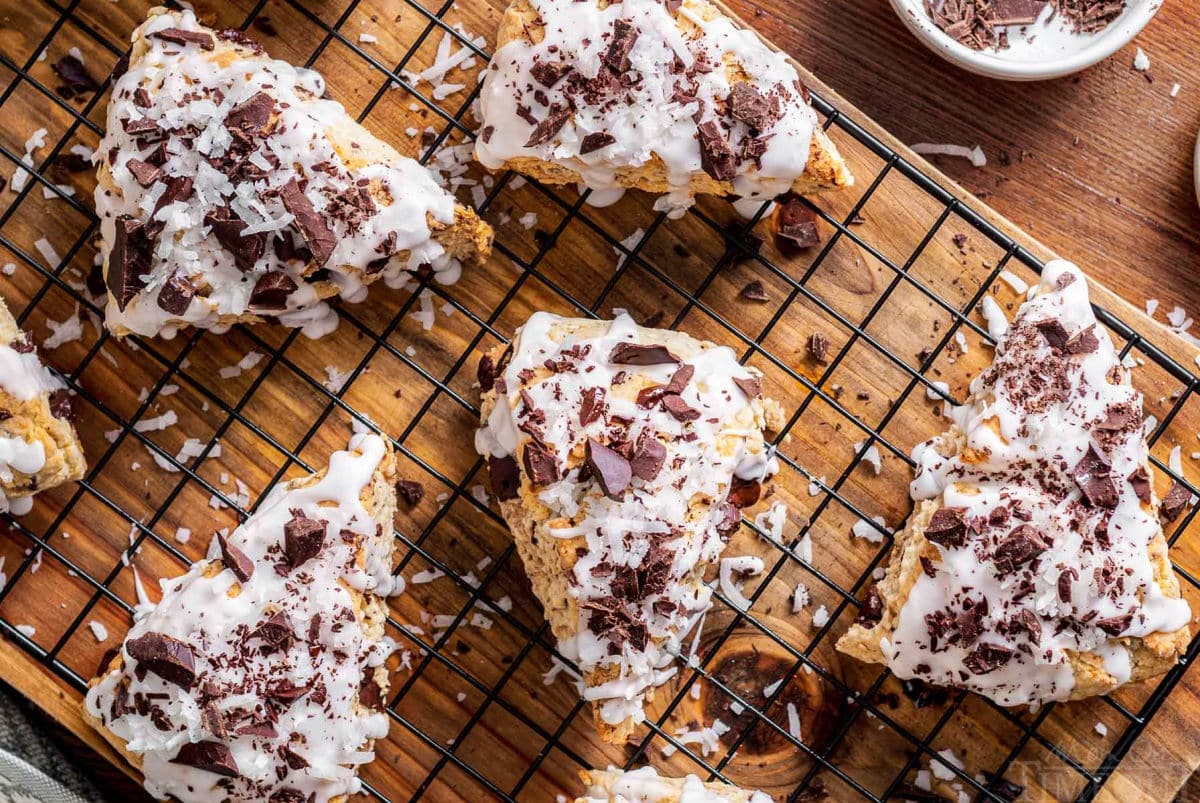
[
  {"left": 888, "top": 0, "right": 1161, "bottom": 81},
  {"left": 1193, "top": 126, "right": 1200, "bottom": 207}
]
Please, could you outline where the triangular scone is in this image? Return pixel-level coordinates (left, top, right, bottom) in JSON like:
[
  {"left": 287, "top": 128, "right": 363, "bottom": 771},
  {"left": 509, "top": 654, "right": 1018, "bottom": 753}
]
[
  {"left": 837, "top": 261, "right": 1191, "bottom": 706},
  {"left": 0, "top": 296, "right": 85, "bottom": 515},
  {"left": 476, "top": 313, "right": 782, "bottom": 743},
  {"left": 97, "top": 8, "right": 493, "bottom": 339},
  {"left": 576, "top": 766, "right": 771, "bottom": 802},
  {"left": 475, "top": 0, "right": 852, "bottom": 217},
  {"left": 83, "top": 434, "right": 399, "bottom": 802}
]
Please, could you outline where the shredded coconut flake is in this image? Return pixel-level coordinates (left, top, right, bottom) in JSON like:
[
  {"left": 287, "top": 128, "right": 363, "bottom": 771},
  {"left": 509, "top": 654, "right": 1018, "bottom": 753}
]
[
  {"left": 88, "top": 620, "right": 110, "bottom": 643},
  {"left": 910, "top": 142, "right": 986, "bottom": 168},
  {"left": 718, "top": 556, "right": 763, "bottom": 611}
]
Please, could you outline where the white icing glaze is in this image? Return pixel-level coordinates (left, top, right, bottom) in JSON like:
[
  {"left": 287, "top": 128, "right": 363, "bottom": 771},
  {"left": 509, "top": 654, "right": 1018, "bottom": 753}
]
[
  {"left": 476, "top": 0, "right": 817, "bottom": 217},
  {"left": 578, "top": 765, "right": 771, "bottom": 802},
  {"left": 477, "top": 313, "right": 774, "bottom": 727},
  {"left": 887, "top": 260, "right": 1192, "bottom": 706},
  {"left": 85, "top": 434, "right": 395, "bottom": 802},
  {"left": 98, "top": 10, "right": 461, "bottom": 339},
  {"left": 0, "top": 343, "right": 65, "bottom": 401}
]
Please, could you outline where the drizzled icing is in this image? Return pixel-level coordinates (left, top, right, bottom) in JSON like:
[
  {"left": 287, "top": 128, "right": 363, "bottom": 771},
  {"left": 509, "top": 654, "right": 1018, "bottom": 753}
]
[
  {"left": 98, "top": 9, "right": 463, "bottom": 339},
  {"left": 577, "top": 765, "right": 771, "bottom": 802},
  {"left": 0, "top": 318, "right": 70, "bottom": 515},
  {"left": 85, "top": 434, "right": 396, "bottom": 802},
  {"left": 475, "top": 0, "right": 818, "bottom": 217},
  {"left": 885, "top": 260, "right": 1191, "bottom": 706},
  {"left": 476, "top": 313, "right": 775, "bottom": 729}
]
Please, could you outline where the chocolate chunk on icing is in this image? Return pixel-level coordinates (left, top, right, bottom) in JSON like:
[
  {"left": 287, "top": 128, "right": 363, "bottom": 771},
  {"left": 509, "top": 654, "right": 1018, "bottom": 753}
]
[
  {"left": 152, "top": 27, "right": 215, "bottom": 49},
  {"left": 170, "top": 740, "right": 239, "bottom": 777},
  {"left": 585, "top": 438, "right": 632, "bottom": 499},
  {"left": 728, "top": 82, "right": 776, "bottom": 131},
  {"left": 697, "top": 121, "right": 736, "bottom": 182},
  {"left": 156, "top": 273, "right": 196, "bottom": 315},
  {"left": 924, "top": 506, "right": 967, "bottom": 548},
  {"left": 224, "top": 90, "right": 275, "bottom": 133},
  {"left": 204, "top": 205, "right": 267, "bottom": 272},
  {"left": 97, "top": 8, "right": 468, "bottom": 339},
  {"left": 107, "top": 216, "right": 152, "bottom": 312},
  {"left": 216, "top": 533, "right": 254, "bottom": 582},
  {"left": 249, "top": 271, "right": 298, "bottom": 309},
  {"left": 1072, "top": 444, "right": 1119, "bottom": 509},
  {"left": 609, "top": 342, "right": 678, "bottom": 366},
  {"left": 475, "top": 0, "right": 822, "bottom": 217},
  {"left": 278, "top": 179, "right": 337, "bottom": 267},
  {"left": 579, "top": 132, "right": 616, "bottom": 155},
  {"left": 283, "top": 509, "right": 326, "bottom": 567},
  {"left": 475, "top": 312, "right": 776, "bottom": 733},
  {"left": 876, "top": 260, "right": 1192, "bottom": 708},
  {"left": 85, "top": 435, "right": 397, "bottom": 803},
  {"left": 126, "top": 632, "right": 196, "bottom": 689},
  {"left": 487, "top": 454, "right": 521, "bottom": 500}
]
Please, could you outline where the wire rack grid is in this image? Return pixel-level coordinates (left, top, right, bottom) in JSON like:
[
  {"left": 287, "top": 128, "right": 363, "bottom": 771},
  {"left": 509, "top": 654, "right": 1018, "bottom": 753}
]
[{"left": 0, "top": 0, "right": 1199, "bottom": 801}]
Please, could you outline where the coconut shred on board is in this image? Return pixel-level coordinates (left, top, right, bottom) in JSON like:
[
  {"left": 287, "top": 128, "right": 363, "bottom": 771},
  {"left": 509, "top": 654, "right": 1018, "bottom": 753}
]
[{"left": 924, "top": 0, "right": 1128, "bottom": 57}]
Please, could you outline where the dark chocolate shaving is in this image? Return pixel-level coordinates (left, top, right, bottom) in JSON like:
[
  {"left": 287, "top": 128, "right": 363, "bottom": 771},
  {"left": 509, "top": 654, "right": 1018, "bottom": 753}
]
[
  {"left": 602, "top": 20, "right": 639, "bottom": 73},
  {"left": 1072, "top": 444, "right": 1119, "bottom": 509},
  {"left": 629, "top": 433, "right": 666, "bottom": 481},
  {"left": 278, "top": 179, "right": 337, "bottom": 267},
  {"left": 524, "top": 105, "right": 572, "bottom": 148},
  {"left": 397, "top": 479, "right": 424, "bottom": 505}
]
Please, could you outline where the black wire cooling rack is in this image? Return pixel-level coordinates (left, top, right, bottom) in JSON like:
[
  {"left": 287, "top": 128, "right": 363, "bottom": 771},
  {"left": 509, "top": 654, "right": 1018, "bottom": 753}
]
[{"left": 1, "top": 0, "right": 1199, "bottom": 801}]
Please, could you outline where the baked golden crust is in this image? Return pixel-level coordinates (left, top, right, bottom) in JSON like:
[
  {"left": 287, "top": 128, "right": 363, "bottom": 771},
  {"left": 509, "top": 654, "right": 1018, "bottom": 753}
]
[{"left": 575, "top": 767, "right": 768, "bottom": 802}]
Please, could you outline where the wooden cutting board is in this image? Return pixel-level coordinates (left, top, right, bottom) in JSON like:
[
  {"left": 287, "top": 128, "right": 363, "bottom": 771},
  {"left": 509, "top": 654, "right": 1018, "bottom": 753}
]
[{"left": 0, "top": 0, "right": 1197, "bottom": 801}]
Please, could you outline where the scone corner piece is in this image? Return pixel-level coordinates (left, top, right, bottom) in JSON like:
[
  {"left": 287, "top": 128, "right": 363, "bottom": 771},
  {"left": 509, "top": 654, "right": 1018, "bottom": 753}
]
[{"left": 0, "top": 295, "right": 86, "bottom": 514}]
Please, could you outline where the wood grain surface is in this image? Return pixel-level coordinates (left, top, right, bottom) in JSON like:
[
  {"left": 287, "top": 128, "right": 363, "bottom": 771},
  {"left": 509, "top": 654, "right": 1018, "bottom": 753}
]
[
  {"left": 749, "top": 0, "right": 1200, "bottom": 325},
  {"left": 0, "top": 1, "right": 1197, "bottom": 802}
]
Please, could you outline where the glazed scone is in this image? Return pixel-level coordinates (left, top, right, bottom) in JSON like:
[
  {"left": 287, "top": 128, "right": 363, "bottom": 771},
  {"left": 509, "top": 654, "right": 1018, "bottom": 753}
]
[
  {"left": 475, "top": 0, "right": 852, "bottom": 218},
  {"left": 837, "top": 260, "right": 1192, "bottom": 706},
  {"left": 476, "top": 313, "right": 782, "bottom": 743},
  {"left": 97, "top": 7, "right": 493, "bottom": 340},
  {"left": 83, "top": 434, "right": 400, "bottom": 802},
  {"left": 0, "top": 296, "right": 85, "bottom": 515},
  {"left": 577, "top": 766, "right": 771, "bottom": 802}
]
